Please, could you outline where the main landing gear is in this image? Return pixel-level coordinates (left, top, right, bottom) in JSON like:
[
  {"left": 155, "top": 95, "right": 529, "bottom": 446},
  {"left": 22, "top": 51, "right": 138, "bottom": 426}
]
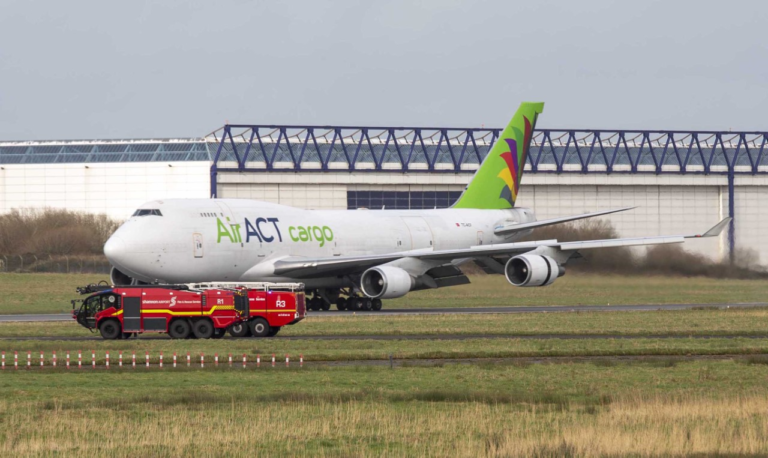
[{"left": 306, "top": 289, "right": 383, "bottom": 312}]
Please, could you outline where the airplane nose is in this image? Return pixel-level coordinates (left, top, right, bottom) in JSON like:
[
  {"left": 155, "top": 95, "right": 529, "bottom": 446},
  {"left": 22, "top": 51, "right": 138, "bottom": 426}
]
[{"left": 104, "top": 235, "right": 126, "bottom": 261}]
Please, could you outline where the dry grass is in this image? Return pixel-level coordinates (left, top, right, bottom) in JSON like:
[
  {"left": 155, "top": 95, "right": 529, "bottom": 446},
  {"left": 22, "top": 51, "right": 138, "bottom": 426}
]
[
  {"left": 0, "top": 209, "right": 118, "bottom": 274},
  {"left": 2, "top": 393, "right": 768, "bottom": 456},
  {"left": 0, "top": 208, "right": 119, "bottom": 256}
]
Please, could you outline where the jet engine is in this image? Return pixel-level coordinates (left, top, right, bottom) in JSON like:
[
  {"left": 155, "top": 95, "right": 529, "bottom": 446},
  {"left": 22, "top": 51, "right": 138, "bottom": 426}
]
[
  {"left": 360, "top": 266, "right": 414, "bottom": 299},
  {"left": 504, "top": 254, "right": 564, "bottom": 287},
  {"left": 110, "top": 266, "right": 138, "bottom": 286}
]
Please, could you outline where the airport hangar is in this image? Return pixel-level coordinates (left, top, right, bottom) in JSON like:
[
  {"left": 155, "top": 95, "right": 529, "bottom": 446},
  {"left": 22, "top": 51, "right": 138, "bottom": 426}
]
[{"left": 0, "top": 124, "right": 767, "bottom": 265}]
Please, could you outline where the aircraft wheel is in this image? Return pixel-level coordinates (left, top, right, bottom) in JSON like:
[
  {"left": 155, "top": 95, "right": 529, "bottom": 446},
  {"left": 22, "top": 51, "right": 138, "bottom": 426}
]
[
  {"left": 99, "top": 319, "right": 121, "bottom": 340},
  {"left": 361, "top": 299, "right": 373, "bottom": 311},
  {"left": 320, "top": 300, "right": 331, "bottom": 311},
  {"left": 229, "top": 322, "right": 251, "bottom": 338},
  {"left": 349, "top": 297, "right": 363, "bottom": 311},
  {"left": 192, "top": 319, "right": 214, "bottom": 339},
  {"left": 336, "top": 297, "right": 347, "bottom": 311},
  {"left": 371, "top": 298, "right": 383, "bottom": 311},
  {"left": 168, "top": 319, "right": 191, "bottom": 339},
  {"left": 249, "top": 318, "right": 271, "bottom": 338}
]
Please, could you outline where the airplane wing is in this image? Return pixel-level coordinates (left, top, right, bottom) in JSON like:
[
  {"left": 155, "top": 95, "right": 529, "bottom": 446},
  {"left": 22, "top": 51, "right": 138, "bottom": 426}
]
[
  {"left": 267, "top": 218, "right": 731, "bottom": 278},
  {"left": 493, "top": 207, "right": 635, "bottom": 235}
]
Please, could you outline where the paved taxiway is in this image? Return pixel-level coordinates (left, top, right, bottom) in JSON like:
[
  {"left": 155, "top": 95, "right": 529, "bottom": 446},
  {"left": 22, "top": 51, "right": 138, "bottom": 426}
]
[{"left": 2, "top": 302, "right": 767, "bottom": 323}]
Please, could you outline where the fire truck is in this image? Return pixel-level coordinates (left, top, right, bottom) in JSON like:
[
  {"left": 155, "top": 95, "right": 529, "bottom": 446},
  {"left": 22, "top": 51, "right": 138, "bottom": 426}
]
[{"left": 72, "top": 282, "right": 305, "bottom": 340}]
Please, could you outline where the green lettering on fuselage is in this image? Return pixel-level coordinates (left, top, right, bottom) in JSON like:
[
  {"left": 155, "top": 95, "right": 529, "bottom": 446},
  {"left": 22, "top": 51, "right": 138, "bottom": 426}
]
[
  {"left": 217, "top": 218, "right": 234, "bottom": 243},
  {"left": 288, "top": 225, "right": 334, "bottom": 247}
]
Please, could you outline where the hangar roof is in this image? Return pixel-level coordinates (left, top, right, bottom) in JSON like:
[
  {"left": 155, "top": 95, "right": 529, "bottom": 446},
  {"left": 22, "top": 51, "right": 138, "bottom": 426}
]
[{"left": 1, "top": 126, "right": 766, "bottom": 174}]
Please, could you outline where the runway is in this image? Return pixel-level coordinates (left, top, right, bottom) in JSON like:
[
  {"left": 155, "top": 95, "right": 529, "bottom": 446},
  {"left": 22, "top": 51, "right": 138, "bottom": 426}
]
[{"left": 2, "top": 302, "right": 767, "bottom": 323}]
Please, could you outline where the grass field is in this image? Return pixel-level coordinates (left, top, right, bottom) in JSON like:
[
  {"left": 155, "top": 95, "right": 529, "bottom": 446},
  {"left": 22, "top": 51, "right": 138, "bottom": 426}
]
[
  {"left": 2, "top": 272, "right": 768, "bottom": 456},
  {"left": 0, "top": 272, "right": 767, "bottom": 314},
  {"left": 3, "top": 361, "right": 768, "bottom": 456},
  {"left": 0, "top": 274, "right": 768, "bottom": 314},
  {"left": 5, "top": 336, "right": 768, "bottom": 364}
]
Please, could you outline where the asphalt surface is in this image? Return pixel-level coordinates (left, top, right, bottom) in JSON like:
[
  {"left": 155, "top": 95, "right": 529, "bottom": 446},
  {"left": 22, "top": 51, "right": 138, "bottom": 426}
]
[{"left": 2, "top": 302, "right": 767, "bottom": 323}]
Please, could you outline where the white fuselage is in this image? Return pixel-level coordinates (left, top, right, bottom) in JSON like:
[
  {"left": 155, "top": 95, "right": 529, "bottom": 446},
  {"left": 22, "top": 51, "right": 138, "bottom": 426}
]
[{"left": 105, "top": 199, "right": 536, "bottom": 287}]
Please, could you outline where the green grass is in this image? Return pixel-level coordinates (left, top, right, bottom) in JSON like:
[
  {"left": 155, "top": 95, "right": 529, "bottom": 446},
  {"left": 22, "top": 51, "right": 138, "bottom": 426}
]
[
  {"left": 387, "top": 273, "right": 768, "bottom": 308},
  {"left": 0, "top": 273, "right": 106, "bottom": 314},
  {"left": 3, "top": 335, "right": 768, "bottom": 363},
  {"left": 1, "top": 272, "right": 767, "bottom": 314},
  {"left": 0, "top": 359, "right": 764, "bottom": 407}
]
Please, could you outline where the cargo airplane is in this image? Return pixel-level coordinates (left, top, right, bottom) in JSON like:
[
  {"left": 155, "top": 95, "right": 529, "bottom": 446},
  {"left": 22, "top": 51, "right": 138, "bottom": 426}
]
[{"left": 104, "top": 102, "right": 730, "bottom": 311}]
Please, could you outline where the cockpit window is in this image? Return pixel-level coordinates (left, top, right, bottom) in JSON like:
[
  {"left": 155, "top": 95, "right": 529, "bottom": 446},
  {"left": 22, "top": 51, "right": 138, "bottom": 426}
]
[{"left": 132, "top": 209, "right": 163, "bottom": 217}]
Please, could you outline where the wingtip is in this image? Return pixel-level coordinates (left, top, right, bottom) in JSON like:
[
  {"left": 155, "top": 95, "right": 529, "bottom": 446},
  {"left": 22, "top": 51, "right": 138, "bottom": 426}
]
[{"left": 694, "top": 217, "right": 732, "bottom": 238}]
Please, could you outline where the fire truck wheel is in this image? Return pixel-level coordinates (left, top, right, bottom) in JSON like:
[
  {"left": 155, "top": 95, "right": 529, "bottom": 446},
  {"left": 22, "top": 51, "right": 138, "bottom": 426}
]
[
  {"left": 99, "top": 319, "right": 121, "bottom": 340},
  {"left": 168, "top": 319, "right": 191, "bottom": 339},
  {"left": 336, "top": 297, "right": 347, "bottom": 311},
  {"left": 211, "top": 329, "right": 226, "bottom": 339},
  {"left": 371, "top": 298, "right": 383, "bottom": 311},
  {"left": 249, "top": 318, "right": 271, "bottom": 338},
  {"left": 267, "top": 326, "right": 281, "bottom": 337},
  {"left": 228, "top": 323, "right": 251, "bottom": 338},
  {"left": 320, "top": 300, "right": 331, "bottom": 311},
  {"left": 121, "top": 332, "right": 135, "bottom": 339},
  {"left": 192, "top": 319, "right": 214, "bottom": 339}
]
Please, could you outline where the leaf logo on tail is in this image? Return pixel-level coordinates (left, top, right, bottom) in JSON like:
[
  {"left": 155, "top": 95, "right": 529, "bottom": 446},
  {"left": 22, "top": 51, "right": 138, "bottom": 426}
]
[
  {"left": 451, "top": 102, "right": 542, "bottom": 210},
  {"left": 495, "top": 115, "right": 533, "bottom": 207}
]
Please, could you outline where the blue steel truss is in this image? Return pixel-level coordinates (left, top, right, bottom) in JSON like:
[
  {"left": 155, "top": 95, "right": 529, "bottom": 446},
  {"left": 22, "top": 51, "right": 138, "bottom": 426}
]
[{"left": 207, "top": 125, "right": 768, "bottom": 175}]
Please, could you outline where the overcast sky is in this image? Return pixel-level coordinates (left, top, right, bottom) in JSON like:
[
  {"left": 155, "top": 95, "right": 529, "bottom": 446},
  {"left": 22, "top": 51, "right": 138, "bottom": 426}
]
[{"left": 1, "top": 0, "right": 766, "bottom": 140}]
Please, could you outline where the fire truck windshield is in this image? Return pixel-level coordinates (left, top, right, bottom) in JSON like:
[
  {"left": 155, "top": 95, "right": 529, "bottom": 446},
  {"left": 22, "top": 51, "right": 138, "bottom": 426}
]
[{"left": 82, "top": 294, "right": 120, "bottom": 317}]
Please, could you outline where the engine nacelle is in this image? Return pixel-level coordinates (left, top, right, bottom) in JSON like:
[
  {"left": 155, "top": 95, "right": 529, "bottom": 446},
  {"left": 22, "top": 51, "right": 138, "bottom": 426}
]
[
  {"left": 110, "top": 266, "right": 138, "bottom": 286},
  {"left": 504, "top": 254, "right": 563, "bottom": 287},
  {"left": 360, "top": 266, "right": 414, "bottom": 299}
]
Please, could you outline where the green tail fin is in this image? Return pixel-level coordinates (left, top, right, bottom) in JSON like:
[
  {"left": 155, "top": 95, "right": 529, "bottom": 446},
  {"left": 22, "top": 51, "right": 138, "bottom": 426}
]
[{"left": 452, "top": 102, "right": 544, "bottom": 209}]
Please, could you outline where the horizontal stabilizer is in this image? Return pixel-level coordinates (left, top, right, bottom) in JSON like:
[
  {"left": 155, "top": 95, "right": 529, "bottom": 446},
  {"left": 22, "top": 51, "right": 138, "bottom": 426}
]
[{"left": 493, "top": 207, "right": 635, "bottom": 235}]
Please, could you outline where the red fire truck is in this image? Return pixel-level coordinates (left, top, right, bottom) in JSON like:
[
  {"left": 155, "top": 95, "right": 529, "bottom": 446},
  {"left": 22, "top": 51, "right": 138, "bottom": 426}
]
[
  {"left": 72, "top": 282, "right": 306, "bottom": 340},
  {"left": 184, "top": 282, "right": 306, "bottom": 338},
  {"left": 73, "top": 284, "right": 246, "bottom": 339}
]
